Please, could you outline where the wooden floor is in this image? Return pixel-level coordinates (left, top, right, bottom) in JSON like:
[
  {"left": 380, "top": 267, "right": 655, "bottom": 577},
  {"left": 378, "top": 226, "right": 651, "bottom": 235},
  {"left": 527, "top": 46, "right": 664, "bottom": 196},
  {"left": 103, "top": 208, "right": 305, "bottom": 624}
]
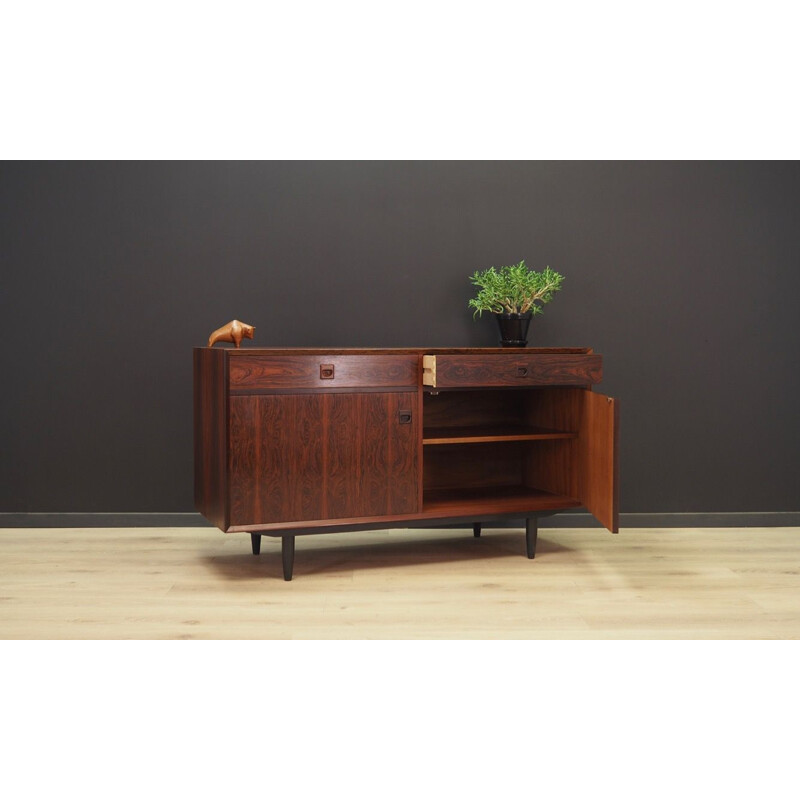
[{"left": 1, "top": 526, "right": 799, "bottom": 639}]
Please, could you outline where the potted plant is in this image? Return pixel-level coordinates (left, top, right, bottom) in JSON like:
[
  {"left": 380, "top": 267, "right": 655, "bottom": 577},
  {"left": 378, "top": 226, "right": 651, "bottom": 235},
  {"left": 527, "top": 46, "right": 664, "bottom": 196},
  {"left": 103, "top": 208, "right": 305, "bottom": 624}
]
[{"left": 468, "top": 260, "right": 564, "bottom": 347}]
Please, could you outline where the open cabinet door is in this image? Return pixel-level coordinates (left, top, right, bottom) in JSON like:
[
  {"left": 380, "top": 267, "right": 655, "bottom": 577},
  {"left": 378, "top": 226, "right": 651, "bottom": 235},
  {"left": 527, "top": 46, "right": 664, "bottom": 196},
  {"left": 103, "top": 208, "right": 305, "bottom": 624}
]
[{"left": 578, "top": 391, "right": 619, "bottom": 532}]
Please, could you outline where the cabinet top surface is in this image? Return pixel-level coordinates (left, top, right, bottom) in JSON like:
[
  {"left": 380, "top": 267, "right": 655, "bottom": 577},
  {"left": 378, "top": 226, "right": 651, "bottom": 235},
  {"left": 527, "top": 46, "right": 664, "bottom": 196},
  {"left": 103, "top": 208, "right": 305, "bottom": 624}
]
[{"left": 194, "top": 347, "right": 595, "bottom": 356}]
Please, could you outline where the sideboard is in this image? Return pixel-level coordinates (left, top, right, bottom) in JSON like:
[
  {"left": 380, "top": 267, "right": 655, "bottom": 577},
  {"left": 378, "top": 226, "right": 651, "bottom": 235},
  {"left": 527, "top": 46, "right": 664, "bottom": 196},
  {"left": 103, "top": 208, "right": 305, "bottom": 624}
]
[{"left": 194, "top": 347, "right": 619, "bottom": 579}]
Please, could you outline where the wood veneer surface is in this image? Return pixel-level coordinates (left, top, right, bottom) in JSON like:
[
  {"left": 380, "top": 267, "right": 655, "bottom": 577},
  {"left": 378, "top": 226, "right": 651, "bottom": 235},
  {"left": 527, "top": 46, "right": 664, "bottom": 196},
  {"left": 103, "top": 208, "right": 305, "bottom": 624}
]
[
  {"left": 423, "top": 425, "right": 576, "bottom": 444},
  {"left": 579, "top": 391, "right": 619, "bottom": 533},
  {"left": 193, "top": 348, "right": 227, "bottom": 531},
  {"left": 431, "top": 353, "right": 602, "bottom": 388},
  {"left": 422, "top": 485, "right": 581, "bottom": 515},
  {"left": 215, "top": 347, "right": 594, "bottom": 355},
  {"left": 229, "top": 392, "right": 420, "bottom": 527},
  {"left": 229, "top": 354, "right": 418, "bottom": 391}
]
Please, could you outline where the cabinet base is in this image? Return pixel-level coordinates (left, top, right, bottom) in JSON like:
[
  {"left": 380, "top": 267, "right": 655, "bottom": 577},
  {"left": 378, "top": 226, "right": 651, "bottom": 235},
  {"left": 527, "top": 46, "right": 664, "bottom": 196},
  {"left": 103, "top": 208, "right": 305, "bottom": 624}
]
[{"left": 250, "top": 518, "right": 538, "bottom": 580}]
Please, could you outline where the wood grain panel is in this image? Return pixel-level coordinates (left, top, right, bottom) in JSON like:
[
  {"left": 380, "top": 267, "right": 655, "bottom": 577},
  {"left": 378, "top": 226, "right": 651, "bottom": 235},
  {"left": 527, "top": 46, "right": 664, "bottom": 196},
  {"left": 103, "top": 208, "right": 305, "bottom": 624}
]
[
  {"left": 360, "top": 393, "right": 390, "bottom": 516},
  {"left": 578, "top": 391, "right": 619, "bottom": 532},
  {"left": 193, "top": 347, "right": 228, "bottom": 531},
  {"left": 388, "top": 392, "right": 421, "bottom": 514},
  {"left": 523, "top": 387, "right": 582, "bottom": 432},
  {"left": 424, "top": 425, "right": 575, "bottom": 444},
  {"left": 431, "top": 354, "right": 602, "bottom": 388},
  {"left": 326, "top": 393, "right": 421, "bottom": 518},
  {"left": 522, "top": 440, "right": 578, "bottom": 498},
  {"left": 423, "top": 485, "right": 581, "bottom": 516},
  {"left": 326, "top": 393, "right": 362, "bottom": 519},
  {"left": 229, "top": 354, "right": 418, "bottom": 391},
  {"left": 423, "top": 442, "right": 524, "bottom": 491},
  {"left": 291, "top": 395, "right": 326, "bottom": 521},
  {"left": 229, "top": 391, "right": 421, "bottom": 527},
  {"left": 252, "top": 396, "right": 290, "bottom": 524},
  {"left": 224, "top": 347, "right": 592, "bottom": 356},
  {"left": 229, "top": 395, "right": 325, "bottom": 526},
  {"left": 522, "top": 388, "right": 581, "bottom": 498},
  {"left": 229, "top": 395, "right": 263, "bottom": 524},
  {"left": 423, "top": 390, "right": 525, "bottom": 429}
]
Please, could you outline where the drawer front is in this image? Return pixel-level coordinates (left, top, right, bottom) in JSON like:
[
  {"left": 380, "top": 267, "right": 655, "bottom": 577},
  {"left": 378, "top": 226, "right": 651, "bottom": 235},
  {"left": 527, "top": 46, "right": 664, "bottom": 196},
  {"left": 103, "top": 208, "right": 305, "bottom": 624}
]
[
  {"left": 424, "top": 354, "right": 602, "bottom": 388},
  {"left": 229, "top": 354, "right": 419, "bottom": 392}
]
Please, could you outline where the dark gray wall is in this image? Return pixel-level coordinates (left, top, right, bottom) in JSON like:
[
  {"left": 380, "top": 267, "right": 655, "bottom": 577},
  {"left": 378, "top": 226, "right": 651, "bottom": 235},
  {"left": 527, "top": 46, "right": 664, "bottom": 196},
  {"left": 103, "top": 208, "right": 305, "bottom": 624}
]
[{"left": 2, "top": 162, "right": 799, "bottom": 516}]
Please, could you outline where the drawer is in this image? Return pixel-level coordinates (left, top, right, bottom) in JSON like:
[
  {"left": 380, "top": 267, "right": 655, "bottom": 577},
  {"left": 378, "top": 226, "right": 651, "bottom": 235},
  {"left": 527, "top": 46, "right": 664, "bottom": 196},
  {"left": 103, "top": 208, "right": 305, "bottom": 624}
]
[
  {"left": 422, "top": 353, "right": 602, "bottom": 389},
  {"left": 229, "top": 354, "right": 419, "bottom": 392}
]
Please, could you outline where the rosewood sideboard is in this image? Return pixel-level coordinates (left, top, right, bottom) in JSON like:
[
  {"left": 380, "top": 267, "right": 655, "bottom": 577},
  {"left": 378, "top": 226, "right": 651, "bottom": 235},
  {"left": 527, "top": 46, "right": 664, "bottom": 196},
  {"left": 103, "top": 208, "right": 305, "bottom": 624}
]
[{"left": 194, "top": 347, "right": 619, "bottom": 580}]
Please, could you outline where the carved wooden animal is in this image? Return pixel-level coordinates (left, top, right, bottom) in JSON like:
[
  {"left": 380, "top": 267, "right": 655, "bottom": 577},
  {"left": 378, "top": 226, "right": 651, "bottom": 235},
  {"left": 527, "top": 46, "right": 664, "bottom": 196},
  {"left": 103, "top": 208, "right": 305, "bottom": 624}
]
[{"left": 207, "top": 320, "right": 255, "bottom": 348}]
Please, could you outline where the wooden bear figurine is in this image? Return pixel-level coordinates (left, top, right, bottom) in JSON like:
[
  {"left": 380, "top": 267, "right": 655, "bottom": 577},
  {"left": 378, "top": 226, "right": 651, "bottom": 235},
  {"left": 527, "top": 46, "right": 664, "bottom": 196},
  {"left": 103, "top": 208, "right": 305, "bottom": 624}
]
[{"left": 207, "top": 320, "right": 255, "bottom": 348}]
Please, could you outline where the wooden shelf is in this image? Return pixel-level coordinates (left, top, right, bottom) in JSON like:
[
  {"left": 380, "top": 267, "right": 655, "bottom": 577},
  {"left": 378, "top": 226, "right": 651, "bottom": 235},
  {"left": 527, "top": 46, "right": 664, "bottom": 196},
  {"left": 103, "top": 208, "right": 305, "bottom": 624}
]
[
  {"left": 423, "top": 424, "right": 576, "bottom": 445},
  {"left": 423, "top": 485, "right": 581, "bottom": 516}
]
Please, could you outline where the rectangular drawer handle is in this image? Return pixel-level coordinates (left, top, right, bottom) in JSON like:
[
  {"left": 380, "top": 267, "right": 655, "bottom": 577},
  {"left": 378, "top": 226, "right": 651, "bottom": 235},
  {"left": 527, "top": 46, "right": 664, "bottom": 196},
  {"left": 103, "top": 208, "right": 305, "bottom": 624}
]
[
  {"left": 517, "top": 366, "right": 528, "bottom": 377},
  {"left": 398, "top": 409, "right": 412, "bottom": 424},
  {"left": 320, "top": 364, "right": 335, "bottom": 379}
]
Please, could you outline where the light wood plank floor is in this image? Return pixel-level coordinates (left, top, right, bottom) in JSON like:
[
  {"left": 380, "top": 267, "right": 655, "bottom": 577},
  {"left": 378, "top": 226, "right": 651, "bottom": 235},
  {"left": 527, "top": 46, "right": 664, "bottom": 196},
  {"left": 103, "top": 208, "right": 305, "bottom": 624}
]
[{"left": 1, "top": 526, "right": 799, "bottom": 639}]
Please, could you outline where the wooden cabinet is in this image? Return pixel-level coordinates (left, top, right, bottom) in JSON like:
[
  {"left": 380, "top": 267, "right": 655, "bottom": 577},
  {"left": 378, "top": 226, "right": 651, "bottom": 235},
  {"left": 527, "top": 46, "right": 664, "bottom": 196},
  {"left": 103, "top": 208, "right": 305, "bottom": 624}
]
[{"left": 194, "top": 347, "right": 619, "bottom": 579}]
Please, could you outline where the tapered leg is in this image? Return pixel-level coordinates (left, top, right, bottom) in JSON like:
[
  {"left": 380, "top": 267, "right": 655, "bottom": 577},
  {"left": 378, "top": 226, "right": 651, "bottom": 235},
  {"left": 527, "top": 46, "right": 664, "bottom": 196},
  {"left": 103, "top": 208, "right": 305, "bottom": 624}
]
[
  {"left": 282, "top": 536, "right": 295, "bottom": 581},
  {"left": 250, "top": 533, "right": 261, "bottom": 555},
  {"left": 525, "top": 517, "right": 538, "bottom": 559},
  {"left": 473, "top": 523, "right": 482, "bottom": 538}
]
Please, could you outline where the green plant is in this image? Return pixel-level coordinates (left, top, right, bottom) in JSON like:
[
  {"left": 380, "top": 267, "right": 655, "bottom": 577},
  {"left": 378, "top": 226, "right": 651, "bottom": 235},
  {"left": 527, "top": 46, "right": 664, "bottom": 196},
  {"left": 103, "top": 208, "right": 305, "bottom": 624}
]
[{"left": 468, "top": 260, "right": 564, "bottom": 318}]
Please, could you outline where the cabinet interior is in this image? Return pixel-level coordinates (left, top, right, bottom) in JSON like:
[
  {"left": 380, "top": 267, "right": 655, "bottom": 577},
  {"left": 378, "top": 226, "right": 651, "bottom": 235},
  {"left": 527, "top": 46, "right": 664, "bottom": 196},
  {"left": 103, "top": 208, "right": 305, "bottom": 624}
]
[{"left": 422, "top": 388, "right": 583, "bottom": 514}]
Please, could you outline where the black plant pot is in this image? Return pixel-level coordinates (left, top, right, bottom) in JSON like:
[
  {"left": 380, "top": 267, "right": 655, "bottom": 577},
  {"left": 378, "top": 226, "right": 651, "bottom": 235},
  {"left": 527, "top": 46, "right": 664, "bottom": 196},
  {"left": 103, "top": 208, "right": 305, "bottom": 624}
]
[{"left": 495, "top": 313, "right": 532, "bottom": 347}]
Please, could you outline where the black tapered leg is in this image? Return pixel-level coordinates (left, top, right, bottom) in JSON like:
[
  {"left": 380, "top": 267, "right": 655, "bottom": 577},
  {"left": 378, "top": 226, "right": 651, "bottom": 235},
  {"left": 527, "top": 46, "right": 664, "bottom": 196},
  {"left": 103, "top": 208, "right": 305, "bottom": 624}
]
[
  {"left": 282, "top": 536, "right": 295, "bottom": 581},
  {"left": 525, "top": 517, "right": 538, "bottom": 559},
  {"left": 473, "top": 523, "right": 482, "bottom": 538},
  {"left": 250, "top": 533, "right": 262, "bottom": 555}
]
